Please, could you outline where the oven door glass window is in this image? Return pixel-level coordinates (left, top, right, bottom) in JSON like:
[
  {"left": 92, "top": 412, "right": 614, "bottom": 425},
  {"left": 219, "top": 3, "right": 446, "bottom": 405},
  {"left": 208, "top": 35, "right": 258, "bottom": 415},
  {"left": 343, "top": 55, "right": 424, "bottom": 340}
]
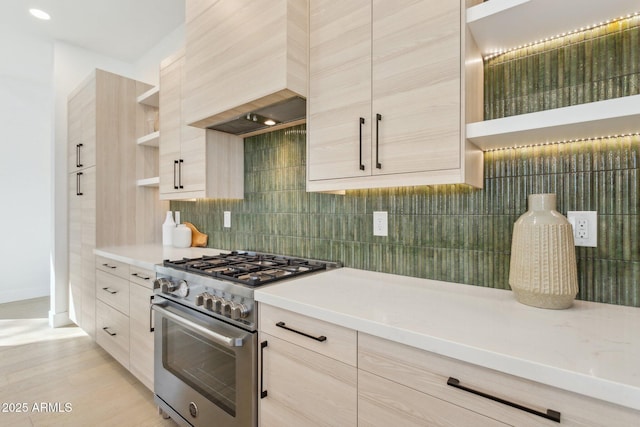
[{"left": 163, "top": 318, "right": 237, "bottom": 416}]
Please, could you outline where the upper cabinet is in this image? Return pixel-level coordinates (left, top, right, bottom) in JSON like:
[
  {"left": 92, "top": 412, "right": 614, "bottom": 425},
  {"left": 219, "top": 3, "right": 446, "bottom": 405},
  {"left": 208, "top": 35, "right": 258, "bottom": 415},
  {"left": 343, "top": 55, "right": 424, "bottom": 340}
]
[
  {"left": 183, "top": 0, "right": 308, "bottom": 135},
  {"left": 465, "top": 0, "right": 640, "bottom": 149},
  {"left": 159, "top": 50, "right": 244, "bottom": 200},
  {"left": 68, "top": 75, "right": 96, "bottom": 173},
  {"left": 306, "top": 0, "right": 484, "bottom": 192}
]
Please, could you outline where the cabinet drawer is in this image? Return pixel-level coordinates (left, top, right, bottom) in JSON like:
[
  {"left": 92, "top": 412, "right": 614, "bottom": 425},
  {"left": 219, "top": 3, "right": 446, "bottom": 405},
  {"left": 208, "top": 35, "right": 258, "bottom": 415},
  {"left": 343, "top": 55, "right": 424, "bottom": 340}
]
[
  {"left": 260, "top": 333, "right": 357, "bottom": 427},
  {"left": 358, "top": 333, "right": 640, "bottom": 427},
  {"left": 358, "top": 370, "right": 507, "bottom": 427},
  {"left": 96, "top": 256, "right": 130, "bottom": 280},
  {"left": 96, "top": 301, "right": 130, "bottom": 369},
  {"left": 96, "top": 270, "right": 130, "bottom": 315},
  {"left": 259, "top": 304, "right": 357, "bottom": 366},
  {"left": 129, "top": 265, "right": 154, "bottom": 289}
]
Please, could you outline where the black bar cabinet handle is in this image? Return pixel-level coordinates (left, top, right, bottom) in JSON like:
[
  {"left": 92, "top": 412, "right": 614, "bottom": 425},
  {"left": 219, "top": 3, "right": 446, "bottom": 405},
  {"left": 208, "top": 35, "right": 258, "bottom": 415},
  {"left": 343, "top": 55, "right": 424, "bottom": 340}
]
[
  {"left": 447, "top": 377, "right": 561, "bottom": 423},
  {"left": 375, "top": 113, "right": 382, "bottom": 169},
  {"left": 77, "top": 143, "right": 83, "bottom": 168},
  {"left": 102, "top": 287, "right": 118, "bottom": 295},
  {"left": 76, "top": 172, "right": 83, "bottom": 196},
  {"left": 179, "top": 159, "right": 184, "bottom": 189},
  {"left": 102, "top": 263, "right": 116, "bottom": 269},
  {"left": 102, "top": 327, "right": 116, "bottom": 337},
  {"left": 173, "top": 160, "right": 179, "bottom": 189},
  {"left": 260, "top": 341, "right": 268, "bottom": 398},
  {"left": 275, "top": 321, "right": 327, "bottom": 342},
  {"left": 359, "top": 117, "right": 365, "bottom": 171},
  {"left": 132, "top": 272, "right": 150, "bottom": 280}
]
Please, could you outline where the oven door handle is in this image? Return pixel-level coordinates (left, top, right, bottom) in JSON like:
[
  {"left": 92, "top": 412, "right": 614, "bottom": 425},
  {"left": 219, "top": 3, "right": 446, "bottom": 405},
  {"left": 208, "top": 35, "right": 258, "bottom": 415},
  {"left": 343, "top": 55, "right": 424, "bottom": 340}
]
[{"left": 152, "top": 303, "right": 245, "bottom": 348}]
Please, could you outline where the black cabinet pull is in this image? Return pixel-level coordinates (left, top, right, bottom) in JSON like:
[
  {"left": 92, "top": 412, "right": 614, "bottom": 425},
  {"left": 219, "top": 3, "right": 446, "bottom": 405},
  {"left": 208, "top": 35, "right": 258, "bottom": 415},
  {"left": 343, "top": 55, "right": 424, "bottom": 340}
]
[
  {"left": 178, "top": 159, "right": 184, "bottom": 189},
  {"left": 173, "top": 160, "right": 179, "bottom": 189},
  {"left": 102, "top": 327, "right": 116, "bottom": 337},
  {"left": 76, "top": 143, "right": 84, "bottom": 168},
  {"left": 102, "top": 287, "right": 118, "bottom": 295},
  {"left": 275, "top": 321, "right": 327, "bottom": 342},
  {"left": 102, "top": 263, "right": 116, "bottom": 269},
  {"left": 132, "top": 272, "right": 150, "bottom": 280},
  {"left": 359, "top": 117, "right": 365, "bottom": 171},
  {"left": 447, "top": 377, "right": 561, "bottom": 423},
  {"left": 375, "top": 113, "right": 382, "bottom": 169},
  {"left": 76, "top": 172, "right": 83, "bottom": 196},
  {"left": 260, "top": 341, "right": 268, "bottom": 398}
]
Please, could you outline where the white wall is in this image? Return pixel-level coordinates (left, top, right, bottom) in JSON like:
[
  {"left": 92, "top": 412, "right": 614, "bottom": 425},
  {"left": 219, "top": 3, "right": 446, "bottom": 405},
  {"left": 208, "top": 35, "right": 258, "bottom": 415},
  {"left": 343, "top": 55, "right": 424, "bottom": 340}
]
[
  {"left": 50, "top": 24, "right": 185, "bottom": 326},
  {"left": 0, "top": 31, "right": 53, "bottom": 304}
]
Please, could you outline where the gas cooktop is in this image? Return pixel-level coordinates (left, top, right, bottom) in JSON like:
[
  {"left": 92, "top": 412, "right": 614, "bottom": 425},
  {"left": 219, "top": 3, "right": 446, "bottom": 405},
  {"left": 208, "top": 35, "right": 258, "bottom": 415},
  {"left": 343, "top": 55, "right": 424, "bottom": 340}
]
[{"left": 162, "top": 251, "right": 338, "bottom": 287}]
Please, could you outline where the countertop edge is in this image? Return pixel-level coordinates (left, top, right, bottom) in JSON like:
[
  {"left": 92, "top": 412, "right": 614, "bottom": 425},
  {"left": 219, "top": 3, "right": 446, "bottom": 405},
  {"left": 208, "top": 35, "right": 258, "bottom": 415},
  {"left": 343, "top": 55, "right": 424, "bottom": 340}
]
[
  {"left": 255, "top": 290, "right": 640, "bottom": 412},
  {"left": 94, "top": 248, "right": 157, "bottom": 271}
]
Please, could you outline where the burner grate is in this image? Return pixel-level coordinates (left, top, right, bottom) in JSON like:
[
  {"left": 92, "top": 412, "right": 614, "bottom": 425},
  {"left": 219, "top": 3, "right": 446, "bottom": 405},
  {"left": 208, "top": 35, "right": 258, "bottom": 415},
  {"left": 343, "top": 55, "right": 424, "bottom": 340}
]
[{"left": 162, "top": 251, "right": 332, "bottom": 287}]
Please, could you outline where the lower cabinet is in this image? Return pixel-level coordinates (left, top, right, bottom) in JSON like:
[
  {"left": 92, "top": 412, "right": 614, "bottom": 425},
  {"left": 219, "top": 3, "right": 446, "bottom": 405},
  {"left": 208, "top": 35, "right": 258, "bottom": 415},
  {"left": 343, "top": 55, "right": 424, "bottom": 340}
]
[
  {"left": 257, "top": 306, "right": 640, "bottom": 426},
  {"left": 358, "top": 369, "right": 507, "bottom": 427},
  {"left": 94, "top": 260, "right": 155, "bottom": 391},
  {"left": 258, "top": 304, "right": 357, "bottom": 427},
  {"left": 128, "top": 266, "right": 155, "bottom": 391},
  {"left": 358, "top": 333, "right": 640, "bottom": 427}
]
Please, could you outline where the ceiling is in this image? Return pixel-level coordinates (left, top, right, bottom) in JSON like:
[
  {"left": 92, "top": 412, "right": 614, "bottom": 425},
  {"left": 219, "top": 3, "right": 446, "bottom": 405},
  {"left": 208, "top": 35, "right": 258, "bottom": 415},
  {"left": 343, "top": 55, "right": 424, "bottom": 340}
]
[{"left": 0, "top": 0, "right": 185, "bottom": 62}]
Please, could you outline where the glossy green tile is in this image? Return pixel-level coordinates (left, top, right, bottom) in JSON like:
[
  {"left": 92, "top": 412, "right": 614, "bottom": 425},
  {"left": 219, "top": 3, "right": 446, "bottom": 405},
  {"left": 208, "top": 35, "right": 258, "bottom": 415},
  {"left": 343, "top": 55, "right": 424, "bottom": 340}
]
[{"left": 170, "top": 125, "right": 639, "bottom": 307}]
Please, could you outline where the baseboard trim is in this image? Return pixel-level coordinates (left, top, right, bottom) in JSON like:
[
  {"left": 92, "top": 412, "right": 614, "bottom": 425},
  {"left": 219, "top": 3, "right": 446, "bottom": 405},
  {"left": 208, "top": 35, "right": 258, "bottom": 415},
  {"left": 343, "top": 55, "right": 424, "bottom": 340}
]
[{"left": 49, "top": 310, "right": 72, "bottom": 328}]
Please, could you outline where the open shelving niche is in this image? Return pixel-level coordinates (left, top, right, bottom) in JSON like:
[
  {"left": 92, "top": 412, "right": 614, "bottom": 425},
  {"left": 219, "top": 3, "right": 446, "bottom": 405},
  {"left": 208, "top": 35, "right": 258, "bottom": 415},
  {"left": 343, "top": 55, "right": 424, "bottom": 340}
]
[
  {"left": 465, "top": 0, "right": 640, "bottom": 150},
  {"left": 136, "top": 85, "right": 160, "bottom": 186}
]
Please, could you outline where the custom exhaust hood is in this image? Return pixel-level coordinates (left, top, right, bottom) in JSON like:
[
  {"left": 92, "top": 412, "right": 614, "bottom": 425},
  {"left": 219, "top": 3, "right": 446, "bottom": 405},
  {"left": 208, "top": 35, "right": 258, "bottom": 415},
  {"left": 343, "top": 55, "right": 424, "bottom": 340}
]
[
  {"left": 183, "top": 0, "right": 308, "bottom": 137},
  {"left": 207, "top": 96, "right": 306, "bottom": 136}
]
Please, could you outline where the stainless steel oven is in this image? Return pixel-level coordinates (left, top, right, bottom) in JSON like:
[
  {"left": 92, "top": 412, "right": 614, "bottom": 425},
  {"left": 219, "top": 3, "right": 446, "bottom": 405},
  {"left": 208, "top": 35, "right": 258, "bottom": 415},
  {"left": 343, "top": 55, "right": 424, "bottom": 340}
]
[
  {"left": 151, "top": 251, "right": 339, "bottom": 427},
  {"left": 152, "top": 295, "right": 257, "bottom": 427}
]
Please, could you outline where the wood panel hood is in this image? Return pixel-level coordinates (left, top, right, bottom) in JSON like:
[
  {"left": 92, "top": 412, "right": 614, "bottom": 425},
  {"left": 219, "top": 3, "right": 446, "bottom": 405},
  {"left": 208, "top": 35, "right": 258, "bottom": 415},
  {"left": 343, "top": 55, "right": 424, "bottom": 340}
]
[{"left": 183, "top": 0, "right": 309, "bottom": 136}]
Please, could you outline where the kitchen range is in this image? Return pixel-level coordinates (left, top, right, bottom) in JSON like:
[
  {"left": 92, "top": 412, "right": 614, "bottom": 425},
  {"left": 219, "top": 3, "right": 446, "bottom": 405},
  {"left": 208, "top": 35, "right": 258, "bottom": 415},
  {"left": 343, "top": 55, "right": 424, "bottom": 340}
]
[{"left": 151, "top": 251, "right": 339, "bottom": 427}]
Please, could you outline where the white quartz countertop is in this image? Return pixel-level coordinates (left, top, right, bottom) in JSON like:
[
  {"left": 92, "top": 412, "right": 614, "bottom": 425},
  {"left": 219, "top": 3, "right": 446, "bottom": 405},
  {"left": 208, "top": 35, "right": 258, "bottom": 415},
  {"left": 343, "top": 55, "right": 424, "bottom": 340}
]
[
  {"left": 94, "top": 245, "right": 225, "bottom": 271},
  {"left": 255, "top": 268, "right": 640, "bottom": 411}
]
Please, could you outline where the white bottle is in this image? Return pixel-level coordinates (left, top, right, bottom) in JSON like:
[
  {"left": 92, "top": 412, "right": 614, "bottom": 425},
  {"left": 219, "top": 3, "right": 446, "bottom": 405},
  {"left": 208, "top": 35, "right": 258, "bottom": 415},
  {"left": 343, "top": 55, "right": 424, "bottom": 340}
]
[{"left": 162, "top": 211, "right": 176, "bottom": 246}]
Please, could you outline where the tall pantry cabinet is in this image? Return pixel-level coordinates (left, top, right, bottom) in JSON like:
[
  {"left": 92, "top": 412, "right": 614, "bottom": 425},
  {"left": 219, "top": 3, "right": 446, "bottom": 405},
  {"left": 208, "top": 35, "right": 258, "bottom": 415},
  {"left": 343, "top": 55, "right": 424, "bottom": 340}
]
[{"left": 67, "top": 69, "right": 151, "bottom": 338}]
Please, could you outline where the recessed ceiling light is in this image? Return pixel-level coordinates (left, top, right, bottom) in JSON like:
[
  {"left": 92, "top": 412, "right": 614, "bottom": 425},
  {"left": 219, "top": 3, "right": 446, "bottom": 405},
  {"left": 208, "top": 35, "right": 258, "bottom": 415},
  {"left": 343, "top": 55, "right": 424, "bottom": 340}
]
[
  {"left": 29, "top": 8, "right": 51, "bottom": 20},
  {"left": 264, "top": 119, "right": 276, "bottom": 126}
]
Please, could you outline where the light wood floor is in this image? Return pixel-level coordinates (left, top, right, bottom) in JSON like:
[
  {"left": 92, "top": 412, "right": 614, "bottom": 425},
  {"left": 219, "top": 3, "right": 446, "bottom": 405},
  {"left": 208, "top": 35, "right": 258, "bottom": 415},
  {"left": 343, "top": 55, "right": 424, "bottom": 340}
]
[{"left": 0, "top": 297, "right": 178, "bottom": 427}]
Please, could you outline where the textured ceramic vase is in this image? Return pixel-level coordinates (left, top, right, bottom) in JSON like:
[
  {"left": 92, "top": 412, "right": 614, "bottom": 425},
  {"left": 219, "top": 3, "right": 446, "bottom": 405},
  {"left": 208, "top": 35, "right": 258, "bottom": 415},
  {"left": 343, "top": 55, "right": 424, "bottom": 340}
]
[{"left": 509, "top": 194, "right": 578, "bottom": 309}]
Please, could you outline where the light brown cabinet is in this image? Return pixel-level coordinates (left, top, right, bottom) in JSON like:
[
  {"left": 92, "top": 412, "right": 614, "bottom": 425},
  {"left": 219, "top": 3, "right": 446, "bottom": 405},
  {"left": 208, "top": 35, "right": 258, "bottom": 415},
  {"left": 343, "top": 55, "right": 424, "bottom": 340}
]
[
  {"left": 67, "top": 75, "right": 96, "bottom": 173},
  {"left": 128, "top": 265, "right": 155, "bottom": 391},
  {"left": 306, "top": 0, "right": 483, "bottom": 191},
  {"left": 94, "top": 259, "right": 155, "bottom": 391},
  {"left": 183, "top": 0, "right": 308, "bottom": 130},
  {"left": 68, "top": 69, "right": 165, "bottom": 338},
  {"left": 67, "top": 70, "right": 137, "bottom": 337},
  {"left": 358, "top": 333, "right": 640, "bottom": 427},
  {"left": 258, "top": 304, "right": 358, "bottom": 427},
  {"left": 159, "top": 50, "right": 244, "bottom": 200}
]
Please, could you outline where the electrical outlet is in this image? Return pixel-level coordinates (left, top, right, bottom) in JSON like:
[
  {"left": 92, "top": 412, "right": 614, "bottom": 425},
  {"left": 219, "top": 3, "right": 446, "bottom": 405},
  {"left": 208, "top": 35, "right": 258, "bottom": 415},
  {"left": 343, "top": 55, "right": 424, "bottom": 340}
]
[
  {"left": 567, "top": 211, "right": 597, "bottom": 247},
  {"left": 373, "top": 211, "right": 388, "bottom": 236},
  {"left": 223, "top": 211, "right": 231, "bottom": 228}
]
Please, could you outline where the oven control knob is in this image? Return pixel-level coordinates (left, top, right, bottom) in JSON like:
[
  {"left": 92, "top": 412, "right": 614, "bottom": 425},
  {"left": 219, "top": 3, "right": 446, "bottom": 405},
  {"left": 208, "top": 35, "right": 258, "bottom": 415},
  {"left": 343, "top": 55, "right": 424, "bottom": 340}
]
[
  {"left": 230, "top": 303, "right": 250, "bottom": 320},
  {"left": 174, "top": 280, "right": 189, "bottom": 298},
  {"left": 221, "top": 300, "right": 233, "bottom": 317},
  {"left": 195, "top": 294, "right": 204, "bottom": 306},
  {"left": 154, "top": 277, "right": 170, "bottom": 291},
  {"left": 202, "top": 294, "right": 213, "bottom": 309},
  {"left": 212, "top": 297, "right": 223, "bottom": 313}
]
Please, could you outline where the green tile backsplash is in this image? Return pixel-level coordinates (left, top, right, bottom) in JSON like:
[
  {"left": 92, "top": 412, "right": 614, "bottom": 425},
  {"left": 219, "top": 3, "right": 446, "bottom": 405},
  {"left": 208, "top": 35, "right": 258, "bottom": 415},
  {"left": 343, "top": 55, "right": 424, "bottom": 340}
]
[
  {"left": 172, "top": 125, "right": 640, "bottom": 308},
  {"left": 484, "top": 14, "right": 640, "bottom": 119}
]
